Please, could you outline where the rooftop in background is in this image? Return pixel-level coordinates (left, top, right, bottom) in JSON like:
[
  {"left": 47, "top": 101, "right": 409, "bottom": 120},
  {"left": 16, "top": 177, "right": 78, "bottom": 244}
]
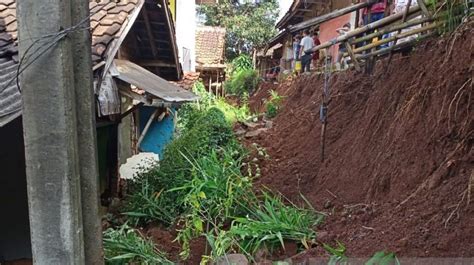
[{"left": 195, "top": 26, "right": 226, "bottom": 69}]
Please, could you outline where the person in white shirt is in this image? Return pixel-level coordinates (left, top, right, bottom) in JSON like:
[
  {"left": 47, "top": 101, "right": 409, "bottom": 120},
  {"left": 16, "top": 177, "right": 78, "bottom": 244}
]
[{"left": 299, "top": 30, "right": 315, "bottom": 73}]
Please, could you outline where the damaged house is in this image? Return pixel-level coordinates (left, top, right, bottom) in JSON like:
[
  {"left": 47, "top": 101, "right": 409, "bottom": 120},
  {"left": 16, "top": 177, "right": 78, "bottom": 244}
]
[{"left": 0, "top": 0, "right": 197, "bottom": 262}]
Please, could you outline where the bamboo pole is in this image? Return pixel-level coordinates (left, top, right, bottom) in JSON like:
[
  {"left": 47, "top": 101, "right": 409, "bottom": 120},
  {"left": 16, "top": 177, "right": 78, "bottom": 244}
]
[
  {"left": 348, "top": 23, "right": 438, "bottom": 54},
  {"left": 345, "top": 41, "right": 361, "bottom": 71},
  {"left": 289, "top": 0, "right": 377, "bottom": 32},
  {"left": 350, "top": 16, "right": 433, "bottom": 45},
  {"left": 417, "top": 0, "right": 432, "bottom": 18},
  {"left": 307, "top": 3, "right": 425, "bottom": 53},
  {"left": 356, "top": 31, "right": 436, "bottom": 60}
]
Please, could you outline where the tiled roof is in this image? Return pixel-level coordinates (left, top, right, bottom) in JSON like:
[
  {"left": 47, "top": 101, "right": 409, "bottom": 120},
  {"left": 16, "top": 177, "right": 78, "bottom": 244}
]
[
  {"left": 89, "top": 0, "right": 141, "bottom": 63},
  {"left": 170, "top": 72, "right": 200, "bottom": 90},
  {"left": 0, "top": 0, "right": 143, "bottom": 126},
  {"left": 195, "top": 26, "right": 226, "bottom": 67}
]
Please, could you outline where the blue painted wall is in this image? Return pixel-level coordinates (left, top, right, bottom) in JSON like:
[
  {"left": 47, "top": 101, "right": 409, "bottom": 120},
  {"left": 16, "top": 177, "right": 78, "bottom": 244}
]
[{"left": 139, "top": 106, "right": 176, "bottom": 159}]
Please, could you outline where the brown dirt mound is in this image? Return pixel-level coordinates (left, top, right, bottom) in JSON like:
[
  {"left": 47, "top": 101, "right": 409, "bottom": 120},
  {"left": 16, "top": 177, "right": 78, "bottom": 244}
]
[{"left": 247, "top": 24, "right": 474, "bottom": 258}]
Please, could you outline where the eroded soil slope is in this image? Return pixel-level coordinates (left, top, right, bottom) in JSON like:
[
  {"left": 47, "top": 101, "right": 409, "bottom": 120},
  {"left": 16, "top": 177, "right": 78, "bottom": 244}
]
[{"left": 248, "top": 24, "right": 473, "bottom": 257}]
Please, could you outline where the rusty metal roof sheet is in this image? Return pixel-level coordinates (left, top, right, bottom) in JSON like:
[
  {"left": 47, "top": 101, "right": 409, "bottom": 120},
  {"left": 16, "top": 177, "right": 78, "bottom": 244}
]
[{"left": 113, "top": 59, "right": 198, "bottom": 103}]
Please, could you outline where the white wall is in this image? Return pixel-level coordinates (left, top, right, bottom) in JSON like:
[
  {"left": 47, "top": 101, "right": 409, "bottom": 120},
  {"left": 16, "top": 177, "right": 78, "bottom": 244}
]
[{"left": 176, "top": 0, "right": 197, "bottom": 72}]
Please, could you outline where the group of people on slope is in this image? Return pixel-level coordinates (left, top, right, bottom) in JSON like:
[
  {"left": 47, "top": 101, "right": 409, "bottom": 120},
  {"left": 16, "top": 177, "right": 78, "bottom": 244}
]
[
  {"left": 291, "top": 30, "right": 321, "bottom": 73},
  {"left": 283, "top": 0, "right": 420, "bottom": 74}
]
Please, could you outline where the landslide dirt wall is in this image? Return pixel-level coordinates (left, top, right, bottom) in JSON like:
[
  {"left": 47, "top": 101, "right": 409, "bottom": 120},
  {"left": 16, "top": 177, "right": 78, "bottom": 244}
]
[{"left": 248, "top": 23, "right": 473, "bottom": 257}]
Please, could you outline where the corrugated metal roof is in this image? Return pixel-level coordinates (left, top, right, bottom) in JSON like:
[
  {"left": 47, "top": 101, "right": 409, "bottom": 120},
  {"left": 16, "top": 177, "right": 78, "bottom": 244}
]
[
  {"left": 113, "top": 59, "right": 198, "bottom": 103},
  {"left": 0, "top": 57, "right": 21, "bottom": 127}
]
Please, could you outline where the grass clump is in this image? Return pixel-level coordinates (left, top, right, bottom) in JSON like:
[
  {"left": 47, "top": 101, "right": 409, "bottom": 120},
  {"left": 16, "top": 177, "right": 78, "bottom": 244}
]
[
  {"left": 205, "top": 192, "right": 324, "bottom": 259},
  {"left": 103, "top": 224, "right": 173, "bottom": 265}
]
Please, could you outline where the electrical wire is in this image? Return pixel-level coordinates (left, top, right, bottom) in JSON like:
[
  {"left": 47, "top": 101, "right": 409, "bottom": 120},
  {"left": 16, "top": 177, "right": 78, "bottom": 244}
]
[{"left": 0, "top": 7, "right": 99, "bottom": 94}]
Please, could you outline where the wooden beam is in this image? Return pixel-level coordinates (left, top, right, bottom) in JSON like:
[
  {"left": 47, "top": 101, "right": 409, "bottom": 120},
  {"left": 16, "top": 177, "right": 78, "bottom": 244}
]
[
  {"left": 137, "top": 109, "right": 161, "bottom": 148},
  {"left": 141, "top": 8, "right": 158, "bottom": 57},
  {"left": 308, "top": 4, "right": 425, "bottom": 53},
  {"left": 137, "top": 60, "right": 177, "bottom": 68},
  {"left": 344, "top": 42, "right": 361, "bottom": 72},
  {"left": 290, "top": 0, "right": 376, "bottom": 32},
  {"left": 350, "top": 16, "right": 433, "bottom": 45},
  {"left": 351, "top": 23, "right": 438, "bottom": 55},
  {"left": 417, "top": 0, "right": 432, "bottom": 18},
  {"left": 356, "top": 31, "right": 436, "bottom": 60}
]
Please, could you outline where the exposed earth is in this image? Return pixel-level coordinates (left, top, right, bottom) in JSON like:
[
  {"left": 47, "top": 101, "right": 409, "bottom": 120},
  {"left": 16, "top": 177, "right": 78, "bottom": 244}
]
[{"left": 244, "top": 22, "right": 473, "bottom": 260}]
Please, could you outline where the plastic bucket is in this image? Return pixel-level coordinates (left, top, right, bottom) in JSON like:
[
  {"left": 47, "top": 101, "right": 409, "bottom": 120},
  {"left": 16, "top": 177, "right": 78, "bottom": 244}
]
[{"left": 295, "top": 60, "right": 302, "bottom": 72}]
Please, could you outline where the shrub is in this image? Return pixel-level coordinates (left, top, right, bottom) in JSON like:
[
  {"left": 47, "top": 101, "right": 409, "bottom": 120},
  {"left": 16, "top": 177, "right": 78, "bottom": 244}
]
[
  {"left": 124, "top": 107, "right": 237, "bottom": 225},
  {"left": 225, "top": 69, "right": 260, "bottom": 96}
]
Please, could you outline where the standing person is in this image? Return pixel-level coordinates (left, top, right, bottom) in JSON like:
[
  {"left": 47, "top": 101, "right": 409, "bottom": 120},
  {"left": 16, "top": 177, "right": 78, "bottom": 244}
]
[
  {"left": 292, "top": 35, "right": 301, "bottom": 70},
  {"left": 312, "top": 31, "right": 321, "bottom": 70},
  {"left": 361, "top": 0, "right": 388, "bottom": 25},
  {"left": 299, "top": 30, "right": 315, "bottom": 73},
  {"left": 336, "top": 23, "right": 351, "bottom": 70}
]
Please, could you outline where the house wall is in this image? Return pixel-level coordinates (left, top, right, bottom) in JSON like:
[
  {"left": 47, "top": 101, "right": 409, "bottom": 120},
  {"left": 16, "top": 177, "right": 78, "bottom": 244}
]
[
  {"left": 0, "top": 118, "right": 32, "bottom": 261},
  {"left": 319, "top": 13, "right": 354, "bottom": 61},
  {"left": 176, "top": 0, "right": 197, "bottom": 72}
]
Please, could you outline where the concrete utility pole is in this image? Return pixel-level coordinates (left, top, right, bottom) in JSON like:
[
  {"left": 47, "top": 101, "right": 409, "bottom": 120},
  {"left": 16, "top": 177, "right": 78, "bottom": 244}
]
[
  {"left": 17, "top": 0, "right": 103, "bottom": 264},
  {"left": 70, "top": 0, "right": 104, "bottom": 264}
]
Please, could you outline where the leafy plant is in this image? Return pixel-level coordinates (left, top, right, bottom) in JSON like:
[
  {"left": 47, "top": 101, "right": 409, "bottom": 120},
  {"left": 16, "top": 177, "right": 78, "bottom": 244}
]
[
  {"left": 103, "top": 224, "right": 173, "bottom": 265},
  {"left": 265, "top": 90, "right": 284, "bottom": 118},
  {"left": 225, "top": 69, "right": 260, "bottom": 96},
  {"left": 172, "top": 147, "right": 254, "bottom": 259},
  {"left": 324, "top": 241, "right": 348, "bottom": 265},
  {"left": 228, "top": 54, "right": 253, "bottom": 77},
  {"left": 366, "top": 251, "right": 400, "bottom": 265},
  {"left": 203, "top": 192, "right": 324, "bottom": 260},
  {"left": 124, "top": 107, "right": 236, "bottom": 226}
]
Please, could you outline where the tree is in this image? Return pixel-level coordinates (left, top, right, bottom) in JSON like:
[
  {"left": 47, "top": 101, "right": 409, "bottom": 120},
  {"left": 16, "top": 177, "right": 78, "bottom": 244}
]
[{"left": 199, "top": 0, "right": 279, "bottom": 59}]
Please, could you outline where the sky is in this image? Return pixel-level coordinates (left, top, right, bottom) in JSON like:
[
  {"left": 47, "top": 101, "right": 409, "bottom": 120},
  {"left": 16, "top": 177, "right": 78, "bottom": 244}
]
[{"left": 278, "top": 0, "right": 293, "bottom": 21}]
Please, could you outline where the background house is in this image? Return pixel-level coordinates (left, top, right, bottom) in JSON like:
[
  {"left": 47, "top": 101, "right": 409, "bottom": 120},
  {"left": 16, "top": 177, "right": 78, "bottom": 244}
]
[
  {"left": 0, "top": 0, "right": 196, "bottom": 262},
  {"left": 259, "top": 0, "right": 356, "bottom": 75},
  {"left": 195, "top": 26, "right": 226, "bottom": 95}
]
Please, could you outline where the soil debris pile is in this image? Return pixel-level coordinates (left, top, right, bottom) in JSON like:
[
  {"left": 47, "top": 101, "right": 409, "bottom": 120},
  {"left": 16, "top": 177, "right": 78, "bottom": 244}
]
[{"left": 247, "top": 25, "right": 473, "bottom": 257}]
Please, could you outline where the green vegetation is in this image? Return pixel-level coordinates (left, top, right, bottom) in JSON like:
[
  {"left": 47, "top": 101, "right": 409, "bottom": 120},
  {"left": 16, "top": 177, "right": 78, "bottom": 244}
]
[
  {"left": 119, "top": 82, "right": 324, "bottom": 262},
  {"left": 265, "top": 90, "right": 284, "bottom": 118},
  {"left": 225, "top": 55, "right": 260, "bottom": 96},
  {"left": 220, "top": 193, "right": 324, "bottom": 256},
  {"left": 366, "top": 251, "right": 400, "bottom": 265},
  {"left": 198, "top": 1, "right": 279, "bottom": 59},
  {"left": 225, "top": 69, "right": 259, "bottom": 95},
  {"left": 103, "top": 224, "right": 173, "bottom": 265}
]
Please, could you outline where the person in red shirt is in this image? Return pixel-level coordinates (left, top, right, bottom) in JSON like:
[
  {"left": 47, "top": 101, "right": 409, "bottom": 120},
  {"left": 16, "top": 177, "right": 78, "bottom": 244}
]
[
  {"left": 361, "top": 0, "right": 388, "bottom": 25},
  {"left": 312, "top": 31, "right": 321, "bottom": 70}
]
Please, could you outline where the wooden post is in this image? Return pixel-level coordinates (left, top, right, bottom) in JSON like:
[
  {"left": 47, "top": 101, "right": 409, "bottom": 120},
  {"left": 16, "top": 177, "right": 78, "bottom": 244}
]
[
  {"left": 345, "top": 41, "right": 361, "bottom": 71},
  {"left": 290, "top": 0, "right": 377, "bottom": 32},
  {"left": 137, "top": 109, "right": 160, "bottom": 148}
]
